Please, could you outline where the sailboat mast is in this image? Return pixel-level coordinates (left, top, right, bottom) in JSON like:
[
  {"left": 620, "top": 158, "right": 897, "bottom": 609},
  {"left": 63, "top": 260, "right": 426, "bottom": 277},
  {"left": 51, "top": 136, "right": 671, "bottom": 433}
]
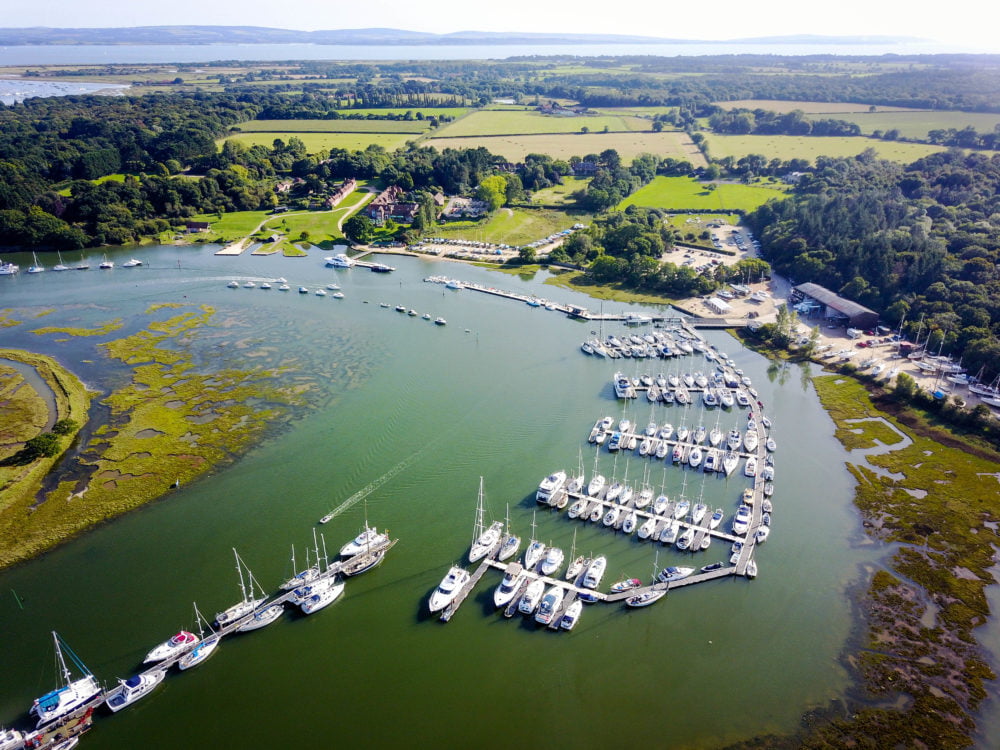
[
  {"left": 473, "top": 476, "right": 485, "bottom": 544},
  {"left": 52, "top": 631, "right": 71, "bottom": 685},
  {"left": 320, "top": 534, "right": 329, "bottom": 573},
  {"left": 232, "top": 548, "right": 248, "bottom": 604}
]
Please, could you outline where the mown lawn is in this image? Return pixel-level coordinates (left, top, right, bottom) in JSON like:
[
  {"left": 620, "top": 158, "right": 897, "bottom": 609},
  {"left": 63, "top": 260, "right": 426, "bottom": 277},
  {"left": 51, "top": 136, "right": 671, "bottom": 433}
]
[
  {"left": 188, "top": 210, "right": 270, "bottom": 242},
  {"left": 620, "top": 176, "right": 787, "bottom": 212},
  {"left": 703, "top": 133, "right": 946, "bottom": 164},
  {"left": 529, "top": 177, "right": 590, "bottom": 205},
  {"left": 432, "top": 208, "right": 591, "bottom": 246}
]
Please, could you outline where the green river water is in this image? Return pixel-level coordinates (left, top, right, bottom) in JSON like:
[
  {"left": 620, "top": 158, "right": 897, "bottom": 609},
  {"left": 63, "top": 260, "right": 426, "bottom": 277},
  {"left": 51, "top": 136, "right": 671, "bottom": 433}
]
[{"left": 0, "top": 246, "right": 873, "bottom": 748}]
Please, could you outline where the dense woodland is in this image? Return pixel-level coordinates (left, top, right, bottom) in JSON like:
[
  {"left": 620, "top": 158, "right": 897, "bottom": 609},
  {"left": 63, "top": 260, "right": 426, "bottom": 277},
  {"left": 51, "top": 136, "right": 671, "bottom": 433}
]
[{"left": 748, "top": 149, "right": 1000, "bottom": 379}]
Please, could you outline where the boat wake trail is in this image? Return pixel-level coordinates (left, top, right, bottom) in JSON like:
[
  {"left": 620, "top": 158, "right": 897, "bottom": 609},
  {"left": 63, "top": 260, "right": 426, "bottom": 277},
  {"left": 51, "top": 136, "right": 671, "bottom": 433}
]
[{"left": 318, "top": 447, "right": 424, "bottom": 524}]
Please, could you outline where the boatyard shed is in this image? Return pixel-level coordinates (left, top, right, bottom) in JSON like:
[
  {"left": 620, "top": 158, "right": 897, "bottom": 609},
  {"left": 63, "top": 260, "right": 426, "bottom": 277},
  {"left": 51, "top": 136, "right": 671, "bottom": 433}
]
[
  {"left": 792, "top": 282, "right": 878, "bottom": 329},
  {"left": 705, "top": 297, "right": 732, "bottom": 314}
]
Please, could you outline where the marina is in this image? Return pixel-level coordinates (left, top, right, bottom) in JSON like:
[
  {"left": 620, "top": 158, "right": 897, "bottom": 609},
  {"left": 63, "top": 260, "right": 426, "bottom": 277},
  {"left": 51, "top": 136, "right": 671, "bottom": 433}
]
[
  {"left": 427, "top": 320, "right": 771, "bottom": 625},
  {"left": 0, "top": 248, "right": 862, "bottom": 750}
]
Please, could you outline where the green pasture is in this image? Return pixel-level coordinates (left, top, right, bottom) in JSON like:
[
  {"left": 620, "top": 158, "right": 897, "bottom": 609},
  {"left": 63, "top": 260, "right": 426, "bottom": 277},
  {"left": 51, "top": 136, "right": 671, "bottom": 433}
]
[
  {"left": 828, "top": 111, "right": 1000, "bottom": 139},
  {"left": 432, "top": 110, "right": 651, "bottom": 137},
  {"left": 221, "top": 132, "right": 415, "bottom": 153},
  {"left": 235, "top": 119, "right": 431, "bottom": 134},
  {"left": 703, "top": 134, "right": 947, "bottom": 164},
  {"left": 620, "top": 176, "right": 787, "bottom": 212},
  {"left": 425, "top": 131, "right": 706, "bottom": 166},
  {"left": 713, "top": 99, "right": 922, "bottom": 114}
]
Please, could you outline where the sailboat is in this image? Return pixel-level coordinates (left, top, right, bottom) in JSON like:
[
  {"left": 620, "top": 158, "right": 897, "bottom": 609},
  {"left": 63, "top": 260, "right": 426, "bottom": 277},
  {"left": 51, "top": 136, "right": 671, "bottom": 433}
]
[
  {"left": 498, "top": 503, "right": 521, "bottom": 561},
  {"left": 626, "top": 552, "right": 666, "bottom": 608},
  {"left": 564, "top": 528, "right": 585, "bottom": 581},
  {"left": 214, "top": 548, "right": 268, "bottom": 627},
  {"left": 340, "top": 503, "right": 389, "bottom": 557},
  {"left": 179, "top": 604, "right": 220, "bottom": 670},
  {"left": 26, "top": 252, "right": 45, "bottom": 274},
  {"left": 29, "top": 632, "right": 102, "bottom": 729},
  {"left": 469, "top": 477, "right": 503, "bottom": 562},
  {"left": 52, "top": 252, "right": 70, "bottom": 272},
  {"left": 99, "top": 254, "right": 114, "bottom": 270},
  {"left": 523, "top": 510, "right": 545, "bottom": 570},
  {"left": 279, "top": 531, "right": 322, "bottom": 591}
]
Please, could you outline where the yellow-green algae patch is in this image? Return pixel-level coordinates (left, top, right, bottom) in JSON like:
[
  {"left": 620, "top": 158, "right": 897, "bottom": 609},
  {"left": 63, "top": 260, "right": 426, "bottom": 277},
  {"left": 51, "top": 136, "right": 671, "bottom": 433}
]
[
  {"left": 0, "top": 350, "right": 91, "bottom": 563},
  {"left": 32, "top": 318, "right": 124, "bottom": 337},
  {"left": 790, "top": 375, "right": 1000, "bottom": 748},
  {"left": 0, "top": 309, "right": 22, "bottom": 328},
  {"left": 0, "top": 305, "right": 310, "bottom": 570}
]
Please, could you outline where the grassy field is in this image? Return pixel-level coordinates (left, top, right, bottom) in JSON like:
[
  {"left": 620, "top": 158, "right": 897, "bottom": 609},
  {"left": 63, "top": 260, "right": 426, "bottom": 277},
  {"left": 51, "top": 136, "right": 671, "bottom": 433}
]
[
  {"left": 221, "top": 132, "right": 415, "bottom": 153},
  {"left": 714, "top": 99, "right": 923, "bottom": 114},
  {"left": 620, "top": 176, "right": 788, "bottom": 212},
  {"left": 823, "top": 111, "right": 1000, "bottom": 139},
  {"left": 432, "top": 207, "right": 591, "bottom": 246},
  {"left": 432, "top": 110, "right": 652, "bottom": 137},
  {"left": 703, "top": 134, "right": 947, "bottom": 164},
  {"left": 235, "top": 119, "right": 431, "bottom": 134},
  {"left": 188, "top": 210, "right": 270, "bottom": 242},
  {"left": 529, "top": 177, "right": 590, "bottom": 205},
  {"left": 426, "top": 131, "right": 706, "bottom": 166},
  {"left": 666, "top": 212, "right": 742, "bottom": 229}
]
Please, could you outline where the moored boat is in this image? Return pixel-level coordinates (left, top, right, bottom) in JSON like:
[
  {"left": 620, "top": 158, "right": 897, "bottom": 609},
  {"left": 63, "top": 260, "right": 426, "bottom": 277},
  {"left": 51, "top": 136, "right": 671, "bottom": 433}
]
[
  {"left": 518, "top": 579, "right": 545, "bottom": 615},
  {"left": 582, "top": 556, "right": 607, "bottom": 589},
  {"left": 626, "top": 589, "right": 666, "bottom": 608},
  {"left": 534, "top": 586, "right": 565, "bottom": 625},
  {"left": 429, "top": 566, "right": 471, "bottom": 612},
  {"left": 30, "top": 633, "right": 102, "bottom": 729},
  {"left": 560, "top": 600, "right": 584, "bottom": 629},
  {"left": 144, "top": 630, "right": 198, "bottom": 663},
  {"left": 104, "top": 669, "right": 166, "bottom": 712},
  {"left": 494, "top": 564, "right": 526, "bottom": 608}
]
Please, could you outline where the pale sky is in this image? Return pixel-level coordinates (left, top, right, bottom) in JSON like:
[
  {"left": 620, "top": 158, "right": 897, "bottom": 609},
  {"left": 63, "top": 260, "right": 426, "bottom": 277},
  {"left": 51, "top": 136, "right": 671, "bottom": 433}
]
[{"left": 5, "top": 0, "right": 1000, "bottom": 52}]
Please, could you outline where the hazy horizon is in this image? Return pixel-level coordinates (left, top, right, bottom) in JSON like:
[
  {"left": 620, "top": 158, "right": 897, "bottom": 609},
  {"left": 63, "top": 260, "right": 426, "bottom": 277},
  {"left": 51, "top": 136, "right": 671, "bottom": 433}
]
[{"left": 5, "top": 0, "right": 1000, "bottom": 52}]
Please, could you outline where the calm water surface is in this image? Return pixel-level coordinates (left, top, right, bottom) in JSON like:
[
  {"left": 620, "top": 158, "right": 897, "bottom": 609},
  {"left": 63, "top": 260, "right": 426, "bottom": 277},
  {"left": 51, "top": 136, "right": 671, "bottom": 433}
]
[{"left": 0, "top": 246, "right": 873, "bottom": 748}]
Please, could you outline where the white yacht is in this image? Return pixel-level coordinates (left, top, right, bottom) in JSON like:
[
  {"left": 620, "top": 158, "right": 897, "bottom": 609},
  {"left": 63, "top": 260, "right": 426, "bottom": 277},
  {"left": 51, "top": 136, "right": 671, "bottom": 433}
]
[
  {"left": 104, "top": 669, "right": 166, "bottom": 712},
  {"left": 656, "top": 565, "right": 695, "bottom": 583},
  {"left": 99, "top": 256, "right": 114, "bottom": 269},
  {"left": 178, "top": 633, "right": 220, "bottom": 670},
  {"left": 29, "top": 633, "right": 102, "bottom": 729},
  {"left": 0, "top": 728, "right": 24, "bottom": 750},
  {"left": 637, "top": 516, "right": 658, "bottom": 539},
  {"left": 340, "top": 526, "right": 388, "bottom": 557},
  {"left": 626, "top": 589, "right": 666, "bottom": 608},
  {"left": 755, "top": 526, "right": 771, "bottom": 544},
  {"left": 688, "top": 445, "right": 703, "bottom": 468},
  {"left": 534, "top": 586, "right": 565, "bottom": 625},
  {"left": 586, "top": 474, "right": 606, "bottom": 497},
  {"left": 469, "top": 477, "right": 503, "bottom": 562},
  {"left": 691, "top": 503, "right": 708, "bottom": 524},
  {"left": 539, "top": 546, "right": 564, "bottom": 576},
  {"left": 237, "top": 603, "right": 285, "bottom": 632},
  {"left": 0, "top": 258, "right": 20, "bottom": 275},
  {"left": 602, "top": 506, "right": 620, "bottom": 527},
  {"left": 709, "top": 427, "right": 723, "bottom": 447},
  {"left": 144, "top": 630, "right": 199, "bottom": 663},
  {"left": 659, "top": 519, "right": 680, "bottom": 544},
  {"left": 744, "top": 429, "right": 759, "bottom": 453},
  {"left": 582, "top": 556, "right": 607, "bottom": 589},
  {"left": 214, "top": 549, "right": 268, "bottom": 627},
  {"left": 722, "top": 451, "right": 740, "bottom": 476},
  {"left": 560, "top": 600, "right": 584, "bottom": 630},
  {"left": 122, "top": 258, "right": 142, "bottom": 267},
  {"left": 673, "top": 499, "right": 690, "bottom": 520},
  {"left": 652, "top": 494, "right": 669, "bottom": 515},
  {"left": 744, "top": 456, "right": 758, "bottom": 477},
  {"left": 428, "top": 566, "right": 470, "bottom": 612},
  {"left": 709, "top": 509, "right": 724, "bottom": 529},
  {"left": 27, "top": 252, "right": 45, "bottom": 273},
  {"left": 518, "top": 579, "right": 545, "bottom": 614},
  {"left": 325, "top": 253, "right": 355, "bottom": 268},
  {"left": 732, "top": 505, "right": 752, "bottom": 535},
  {"left": 300, "top": 578, "right": 345, "bottom": 615},
  {"left": 493, "top": 564, "right": 526, "bottom": 607},
  {"left": 727, "top": 429, "right": 743, "bottom": 451},
  {"left": 536, "top": 471, "right": 566, "bottom": 502},
  {"left": 622, "top": 510, "right": 638, "bottom": 534},
  {"left": 675, "top": 526, "right": 694, "bottom": 550}
]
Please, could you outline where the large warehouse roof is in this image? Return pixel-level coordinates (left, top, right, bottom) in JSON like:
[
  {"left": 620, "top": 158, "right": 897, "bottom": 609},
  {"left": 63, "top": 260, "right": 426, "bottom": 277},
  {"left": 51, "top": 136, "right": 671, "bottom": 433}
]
[{"left": 794, "top": 282, "right": 876, "bottom": 319}]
